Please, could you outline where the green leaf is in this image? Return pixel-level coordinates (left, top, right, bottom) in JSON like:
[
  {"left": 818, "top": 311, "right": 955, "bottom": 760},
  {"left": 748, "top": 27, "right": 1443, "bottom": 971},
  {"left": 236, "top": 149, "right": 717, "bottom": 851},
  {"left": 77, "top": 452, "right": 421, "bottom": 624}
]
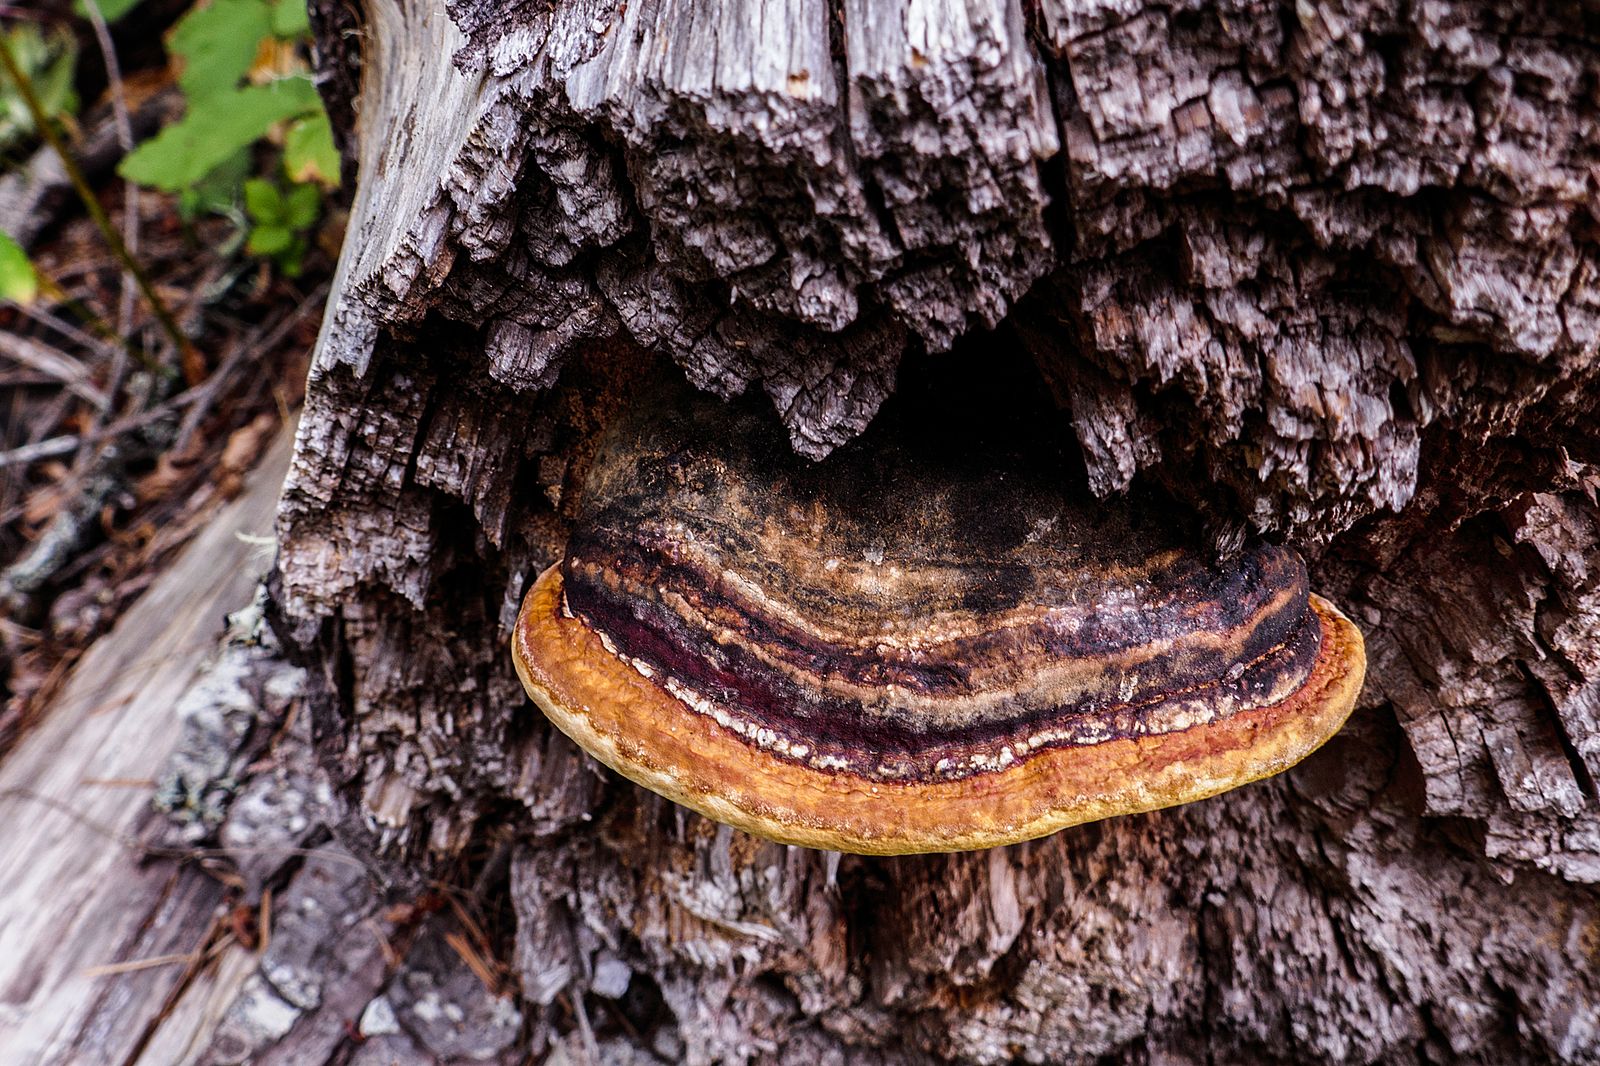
[
  {"left": 278, "top": 236, "right": 307, "bottom": 277},
  {"left": 31, "top": 34, "right": 79, "bottom": 122},
  {"left": 167, "top": 0, "right": 273, "bottom": 99},
  {"left": 269, "top": 0, "right": 311, "bottom": 39},
  {"left": 178, "top": 149, "right": 253, "bottom": 219},
  {"left": 0, "top": 230, "right": 38, "bottom": 304},
  {"left": 1, "top": 24, "right": 52, "bottom": 72},
  {"left": 247, "top": 223, "right": 292, "bottom": 255},
  {"left": 119, "top": 77, "right": 321, "bottom": 191},
  {"left": 282, "top": 181, "right": 320, "bottom": 230},
  {"left": 283, "top": 110, "right": 339, "bottom": 186},
  {"left": 73, "top": 0, "right": 145, "bottom": 23},
  {"left": 243, "top": 177, "right": 284, "bottom": 222},
  {"left": 0, "top": 26, "right": 79, "bottom": 151}
]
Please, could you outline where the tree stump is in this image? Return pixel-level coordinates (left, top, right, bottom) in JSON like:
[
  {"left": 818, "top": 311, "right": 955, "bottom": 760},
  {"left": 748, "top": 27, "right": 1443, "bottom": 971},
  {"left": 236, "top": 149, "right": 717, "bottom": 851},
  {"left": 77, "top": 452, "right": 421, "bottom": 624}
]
[{"left": 142, "top": 0, "right": 1600, "bottom": 1060}]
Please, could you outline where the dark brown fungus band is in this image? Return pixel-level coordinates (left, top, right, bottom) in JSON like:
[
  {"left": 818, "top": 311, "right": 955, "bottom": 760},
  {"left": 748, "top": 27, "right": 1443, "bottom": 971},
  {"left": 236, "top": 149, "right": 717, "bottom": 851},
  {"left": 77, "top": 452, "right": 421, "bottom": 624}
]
[{"left": 513, "top": 376, "right": 1366, "bottom": 855}]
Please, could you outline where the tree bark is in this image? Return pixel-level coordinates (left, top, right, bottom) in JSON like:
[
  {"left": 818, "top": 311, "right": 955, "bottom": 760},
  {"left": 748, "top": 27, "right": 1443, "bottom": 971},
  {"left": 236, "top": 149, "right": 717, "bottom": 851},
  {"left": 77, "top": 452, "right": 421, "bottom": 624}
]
[{"left": 179, "top": 0, "right": 1600, "bottom": 1061}]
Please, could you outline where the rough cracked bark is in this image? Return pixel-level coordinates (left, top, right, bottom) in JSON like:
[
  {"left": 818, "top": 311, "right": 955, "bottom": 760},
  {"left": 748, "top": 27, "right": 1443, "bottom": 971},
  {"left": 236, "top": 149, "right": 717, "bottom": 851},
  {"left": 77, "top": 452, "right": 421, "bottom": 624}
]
[{"left": 240, "top": 0, "right": 1600, "bottom": 1060}]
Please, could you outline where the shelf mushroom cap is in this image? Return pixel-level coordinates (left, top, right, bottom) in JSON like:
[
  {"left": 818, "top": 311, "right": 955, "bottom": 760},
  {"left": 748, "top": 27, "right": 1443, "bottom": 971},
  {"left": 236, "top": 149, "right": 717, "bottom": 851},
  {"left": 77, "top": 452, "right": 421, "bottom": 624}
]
[{"left": 512, "top": 386, "right": 1367, "bottom": 855}]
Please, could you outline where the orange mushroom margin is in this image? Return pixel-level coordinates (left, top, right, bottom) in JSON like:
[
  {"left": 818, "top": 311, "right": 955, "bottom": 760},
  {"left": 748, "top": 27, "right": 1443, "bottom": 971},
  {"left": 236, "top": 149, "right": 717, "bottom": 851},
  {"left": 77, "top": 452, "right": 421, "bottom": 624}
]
[{"left": 512, "top": 565, "right": 1367, "bottom": 855}]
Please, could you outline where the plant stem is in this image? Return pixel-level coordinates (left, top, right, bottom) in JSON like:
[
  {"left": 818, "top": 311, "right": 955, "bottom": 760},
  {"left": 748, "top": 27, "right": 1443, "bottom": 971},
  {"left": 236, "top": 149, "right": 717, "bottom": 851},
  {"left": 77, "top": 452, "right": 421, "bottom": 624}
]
[{"left": 0, "top": 32, "right": 203, "bottom": 384}]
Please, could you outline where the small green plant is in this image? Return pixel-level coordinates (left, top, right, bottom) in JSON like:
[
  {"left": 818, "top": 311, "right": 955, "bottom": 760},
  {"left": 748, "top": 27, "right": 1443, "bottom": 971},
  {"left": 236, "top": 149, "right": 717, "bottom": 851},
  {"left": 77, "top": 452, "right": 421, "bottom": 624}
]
[
  {"left": 117, "top": 0, "right": 338, "bottom": 272},
  {"left": 243, "top": 177, "right": 318, "bottom": 275},
  {"left": 0, "top": 23, "right": 79, "bottom": 157},
  {"left": 0, "top": 229, "right": 39, "bottom": 304}
]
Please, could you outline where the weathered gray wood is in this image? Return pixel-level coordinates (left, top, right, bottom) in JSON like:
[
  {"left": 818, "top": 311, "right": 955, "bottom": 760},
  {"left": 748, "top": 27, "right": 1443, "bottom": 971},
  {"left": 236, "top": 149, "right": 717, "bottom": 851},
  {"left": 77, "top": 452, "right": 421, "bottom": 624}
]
[
  {"left": 0, "top": 427, "right": 293, "bottom": 1065},
  {"left": 241, "top": 0, "right": 1600, "bottom": 1060}
]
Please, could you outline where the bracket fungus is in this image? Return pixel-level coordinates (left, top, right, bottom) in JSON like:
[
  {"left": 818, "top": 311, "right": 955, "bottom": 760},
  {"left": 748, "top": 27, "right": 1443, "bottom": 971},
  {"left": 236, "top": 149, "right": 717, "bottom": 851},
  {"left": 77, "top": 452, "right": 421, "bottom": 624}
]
[{"left": 513, "top": 380, "right": 1366, "bottom": 855}]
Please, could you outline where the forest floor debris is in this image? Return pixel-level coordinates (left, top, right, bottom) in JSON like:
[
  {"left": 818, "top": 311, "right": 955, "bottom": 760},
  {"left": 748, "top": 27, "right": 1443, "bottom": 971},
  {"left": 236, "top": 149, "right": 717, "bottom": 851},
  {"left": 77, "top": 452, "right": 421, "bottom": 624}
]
[{"left": 0, "top": 0, "right": 336, "bottom": 756}]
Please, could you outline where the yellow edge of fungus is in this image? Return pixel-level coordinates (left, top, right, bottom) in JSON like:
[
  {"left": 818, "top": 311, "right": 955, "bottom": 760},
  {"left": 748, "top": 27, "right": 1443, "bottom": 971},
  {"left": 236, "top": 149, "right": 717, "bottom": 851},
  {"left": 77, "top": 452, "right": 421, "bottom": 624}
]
[{"left": 513, "top": 566, "right": 1367, "bottom": 856}]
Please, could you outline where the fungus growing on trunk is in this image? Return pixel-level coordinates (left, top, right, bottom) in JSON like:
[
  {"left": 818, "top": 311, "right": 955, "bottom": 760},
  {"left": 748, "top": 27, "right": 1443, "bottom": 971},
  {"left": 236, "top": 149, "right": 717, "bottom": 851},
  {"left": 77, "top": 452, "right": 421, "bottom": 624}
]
[{"left": 512, "top": 375, "right": 1366, "bottom": 855}]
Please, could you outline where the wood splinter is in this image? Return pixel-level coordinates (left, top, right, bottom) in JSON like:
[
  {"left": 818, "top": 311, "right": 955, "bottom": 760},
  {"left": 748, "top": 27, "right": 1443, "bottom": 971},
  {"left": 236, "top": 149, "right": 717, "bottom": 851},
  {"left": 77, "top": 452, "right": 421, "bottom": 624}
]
[{"left": 513, "top": 380, "right": 1366, "bottom": 855}]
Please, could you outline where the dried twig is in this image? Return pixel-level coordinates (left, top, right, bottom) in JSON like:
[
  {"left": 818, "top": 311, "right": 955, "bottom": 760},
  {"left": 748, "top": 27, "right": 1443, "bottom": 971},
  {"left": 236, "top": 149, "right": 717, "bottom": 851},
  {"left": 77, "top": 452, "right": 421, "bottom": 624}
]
[
  {"left": 173, "top": 282, "right": 328, "bottom": 451},
  {"left": 0, "top": 787, "right": 373, "bottom": 871},
  {"left": 79, "top": 0, "right": 141, "bottom": 397},
  {"left": 0, "top": 314, "right": 307, "bottom": 480},
  {"left": 258, "top": 886, "right": 272, "bottom": 955},
  {"left": 13, "top": 300, "right": 122, "bottom": 364},
  {"left": 0, "top": 332, "right": 110, "bottom": 409},
  {"left": 0, "top": 435, "right": 78, "bottom": 469}
]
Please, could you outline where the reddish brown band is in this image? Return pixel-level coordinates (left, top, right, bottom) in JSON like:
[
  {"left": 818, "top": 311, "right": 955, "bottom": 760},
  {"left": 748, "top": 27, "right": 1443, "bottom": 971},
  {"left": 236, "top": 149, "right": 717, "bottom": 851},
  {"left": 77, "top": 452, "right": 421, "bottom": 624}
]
[{"left": 513, "top": 565, "right": 1366, "bottom": 855}]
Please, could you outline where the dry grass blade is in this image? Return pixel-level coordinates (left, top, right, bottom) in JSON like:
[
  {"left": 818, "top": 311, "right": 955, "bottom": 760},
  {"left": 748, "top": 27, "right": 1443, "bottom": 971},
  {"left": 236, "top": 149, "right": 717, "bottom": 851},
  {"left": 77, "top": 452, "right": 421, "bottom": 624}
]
[
  {"left": 82, "top": 953, "right": 197, "bottom": 978},
  {"left": 444, "top": 930, "right": 502, "bottom": 995}
]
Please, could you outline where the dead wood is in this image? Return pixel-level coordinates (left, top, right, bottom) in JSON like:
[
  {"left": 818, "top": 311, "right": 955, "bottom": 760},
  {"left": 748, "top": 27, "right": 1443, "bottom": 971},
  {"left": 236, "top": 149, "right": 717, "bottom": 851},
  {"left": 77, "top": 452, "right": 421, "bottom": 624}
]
[{"left": 21, "top": 0, "right": 1600, "bottom": 1062}]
